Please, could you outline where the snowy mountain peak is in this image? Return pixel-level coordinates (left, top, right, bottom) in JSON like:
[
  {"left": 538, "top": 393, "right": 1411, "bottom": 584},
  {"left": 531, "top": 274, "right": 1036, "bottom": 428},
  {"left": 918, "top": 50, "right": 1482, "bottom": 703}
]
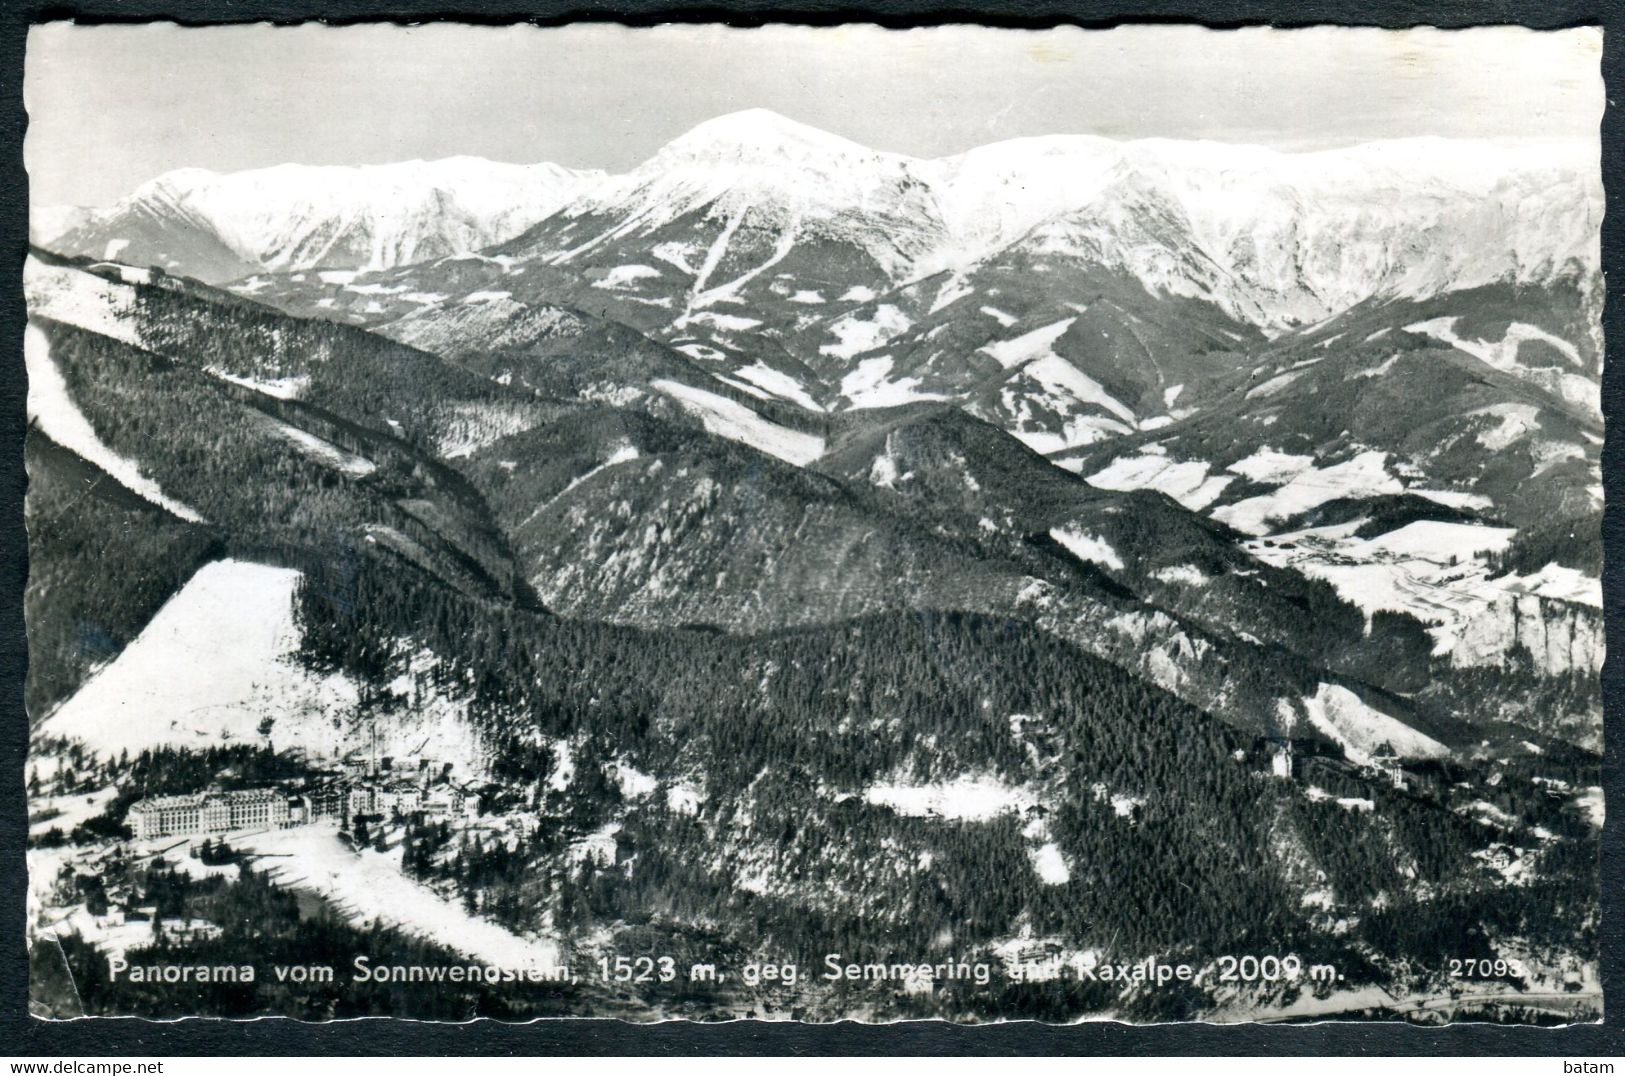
[
  {"left": 125, "top": 167, "right": 224, "bottom": 218},
  {"left": 654, "top": 109, "right": 885, "bottom": 168},
  {"left": 132, "top": 166, "right": 220, "bottom": 196}
]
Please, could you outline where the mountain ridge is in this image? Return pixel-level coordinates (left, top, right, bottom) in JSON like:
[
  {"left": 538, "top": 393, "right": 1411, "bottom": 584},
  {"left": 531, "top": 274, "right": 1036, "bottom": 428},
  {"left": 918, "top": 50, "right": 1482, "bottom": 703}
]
[{"left": 40, "top": 111, "right": 1601, "bottom": 333}]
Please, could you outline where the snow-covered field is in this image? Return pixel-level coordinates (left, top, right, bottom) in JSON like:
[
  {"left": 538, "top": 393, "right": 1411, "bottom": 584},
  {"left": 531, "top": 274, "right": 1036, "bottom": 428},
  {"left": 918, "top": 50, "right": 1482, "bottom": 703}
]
[
  {"left": 820, "top": 304, "right": 913, "bottom": 360},
  {"left": 38, "top": 560, "right": 359, "bottom": 759},
  {"left": 1212, "top": 451, "right": 1402, "bottom": 536},
  {"left": 26, "top": 324, "right": 205, "bottom": 522},
  {"left": 1226, "top": 447, "right": 1314, "bottom": 485},
  {"left": 1361, "top": 521, "right": 1514, "bottom": 560},
  {"left": 28, "top": 786, "right": 118, "bottom": 838},
  {"left": 24, "top": 255, "right": 142, "bottom": 347},
  {"left": 1410, "top": 488, "right": 1495, "bottom": 510},
  {"left": 979, "top": 318, "right": 1076, "bottom": 370},
  {"left": 652, "top": 378, "right": 825, "bottom": 465},
  {"left": 863, "top": 774, "right": 1036, "bottom": 821},
  {"left": 730, "top": 362, "right": 825, "bottom": 412},
  {"left": 839, "top": 356, "right": 949, "bottom": 409},
  {"left": 240, "top": 823, "right": 564, "bottom": 970},
  {"left": 1082, "top": 450, "right": 1232, "bottom": 511}
]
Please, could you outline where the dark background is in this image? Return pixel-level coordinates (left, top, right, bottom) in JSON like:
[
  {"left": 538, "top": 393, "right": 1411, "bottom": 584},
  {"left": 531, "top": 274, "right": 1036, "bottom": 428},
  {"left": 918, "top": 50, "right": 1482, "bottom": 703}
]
[{"left": 1, "top": 0, "right": 1621, "bottom": 1056}]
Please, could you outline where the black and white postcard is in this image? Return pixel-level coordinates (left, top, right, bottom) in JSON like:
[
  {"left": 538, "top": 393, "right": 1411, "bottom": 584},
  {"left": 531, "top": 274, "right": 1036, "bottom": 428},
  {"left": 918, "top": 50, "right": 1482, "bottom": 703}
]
[{"left": 20, "top": 22, "right": 1605, "bottom": 1025}]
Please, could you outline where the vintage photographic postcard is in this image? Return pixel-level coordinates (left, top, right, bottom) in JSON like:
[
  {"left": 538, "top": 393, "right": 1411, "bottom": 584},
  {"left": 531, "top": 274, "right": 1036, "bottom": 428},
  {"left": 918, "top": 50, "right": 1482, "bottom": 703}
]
[{"left": 21, "top": 21, "right": 1604, "bottom": 1024}]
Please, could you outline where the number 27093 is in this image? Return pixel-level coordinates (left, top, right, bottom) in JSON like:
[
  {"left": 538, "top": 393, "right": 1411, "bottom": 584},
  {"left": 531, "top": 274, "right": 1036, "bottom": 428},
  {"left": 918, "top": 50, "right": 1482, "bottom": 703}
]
[{"left": 1449, "top": 958, "right": 1525, "bottom": 978}]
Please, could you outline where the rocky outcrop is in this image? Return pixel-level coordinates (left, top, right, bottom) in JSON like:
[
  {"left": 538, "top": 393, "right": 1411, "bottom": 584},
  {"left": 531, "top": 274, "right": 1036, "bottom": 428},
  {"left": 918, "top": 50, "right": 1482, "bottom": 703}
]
[{"left": 1450, "top": 593, "right": 1603, "bottom": 676}]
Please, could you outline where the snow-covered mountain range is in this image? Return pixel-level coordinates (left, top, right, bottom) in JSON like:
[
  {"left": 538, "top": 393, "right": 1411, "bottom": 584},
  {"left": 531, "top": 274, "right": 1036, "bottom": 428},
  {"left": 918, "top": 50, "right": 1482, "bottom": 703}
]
[
  {"left": 40, "top": 110, "right": 1601, "bottom": 330},
  {"left": 36, "top": 157, "right": 604, "bottom": 282}
]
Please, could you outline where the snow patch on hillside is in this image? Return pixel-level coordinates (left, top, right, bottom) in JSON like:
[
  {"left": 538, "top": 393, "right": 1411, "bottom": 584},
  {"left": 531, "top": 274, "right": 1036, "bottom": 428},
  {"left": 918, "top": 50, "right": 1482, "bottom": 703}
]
[
  {"left": 525, "top": 444, "right": 643, "bottom": 523},
  {"left": 242, "top": 824, "right": 563, "bottom": 970},
  {"left": 42, "top": 562, "right": 490, "bottom": 773},
  {"left": 208, "top": 369, "right": 309, "bottom": 400},
  {"left": 731, "top": 363, "right": 826, "bottom": 412},
  {"left": 1407, "top": 316, "right": 1582, "bottom": 370},
  {"left": 930, "top": 272, "right": 974, "bottom": 313},
  {"left": 37, "top": 561, "right": 356, "bottom": 757},
  {"left": 1227, "top": 448, "right": 1315, "bottom": 485},
  {"left": 1353, "top": 354, "right": 1402, "bottom": 379},
  {"left": 28, "top": 787, "right": 119, "bottom": 839},
  {"left": 1021, "top": 355, "right": 1136, "bottom": 425},
  {"left": 1411, "top": 488, "right": 1494, "bottom": 510},
  {"left": 1049, "top": 527, "right": 1124, "bottom": 571},
  {"left": 1027, "top": 843, "right": 1071, "bottom": 885},
  {"left": 1211, "top": 451, "right": 1402, "bottom": 535},
  {"left": 676, "top": 342, "right": 728, "bottom": 363},
  {"left": 1246, "top": 370, "right": 1304, "bottom": 399},
  {"left": 1151, "top": 564, "right": 1209, "bottom": 587},
  {"left": 1300, "top": 683, "right": 1447, "bottom": 765},
  {"left": 652, "top": 379, "right": 825, "bottom": 465},
  {"left": 979, "top": 317, "right": 1075, "bottom": 370},
  {"left": 268, "top": 421, "right": 378, "bottom": 477},
  {"left": 1469, "top": 404, "right": 1541, "bottom": 451},
  {"left": 26, "top": 324, "right": 205, "bottom": 522},
  {"left": 676, "top": 310, "right": 763, "bottom": 333},
  {"left": 593, "top": 264, "right": 661, "bottom": 289},
  {"left": 713, "top": 375, "right": 773, "bottom": 400},
  {"left": 1408, "top": 317, "right": 1598, "bottom": 417},
  {"left": 438, "top": 402, "right": 542, "bottom": 460},
  {"left": 820, "top": 304, "right": 913, "bottom": 359},
  {"left": 666, "top": 783, "right": 703, "bottom": 815},
  {"left": 612, "top": 761, "right": 658, "bottom": 798},
  {"left": 839, "top": 356, "right": 949, "bottom": 409},
  {"left": 24, "top": 256, "right": 142, "bottom": 346},
  {"left": 863, "top": 774, "right": 1036, "bottom": 821},
  {"left": 1085, "top": 453, "right": 1233, "bottom": 511}
]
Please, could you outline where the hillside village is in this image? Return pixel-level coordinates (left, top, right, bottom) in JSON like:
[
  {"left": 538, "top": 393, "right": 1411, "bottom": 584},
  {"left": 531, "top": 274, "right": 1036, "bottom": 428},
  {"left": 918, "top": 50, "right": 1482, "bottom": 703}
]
[{"left": 25, "top": 691, "right": 1604, "bottom": 1023}]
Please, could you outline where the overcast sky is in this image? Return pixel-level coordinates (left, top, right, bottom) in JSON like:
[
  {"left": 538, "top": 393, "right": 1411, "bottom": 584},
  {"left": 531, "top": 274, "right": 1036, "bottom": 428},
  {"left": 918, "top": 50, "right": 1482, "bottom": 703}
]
[{"left": 25, "top": 22, "right": 1603, "bottom": 207}]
